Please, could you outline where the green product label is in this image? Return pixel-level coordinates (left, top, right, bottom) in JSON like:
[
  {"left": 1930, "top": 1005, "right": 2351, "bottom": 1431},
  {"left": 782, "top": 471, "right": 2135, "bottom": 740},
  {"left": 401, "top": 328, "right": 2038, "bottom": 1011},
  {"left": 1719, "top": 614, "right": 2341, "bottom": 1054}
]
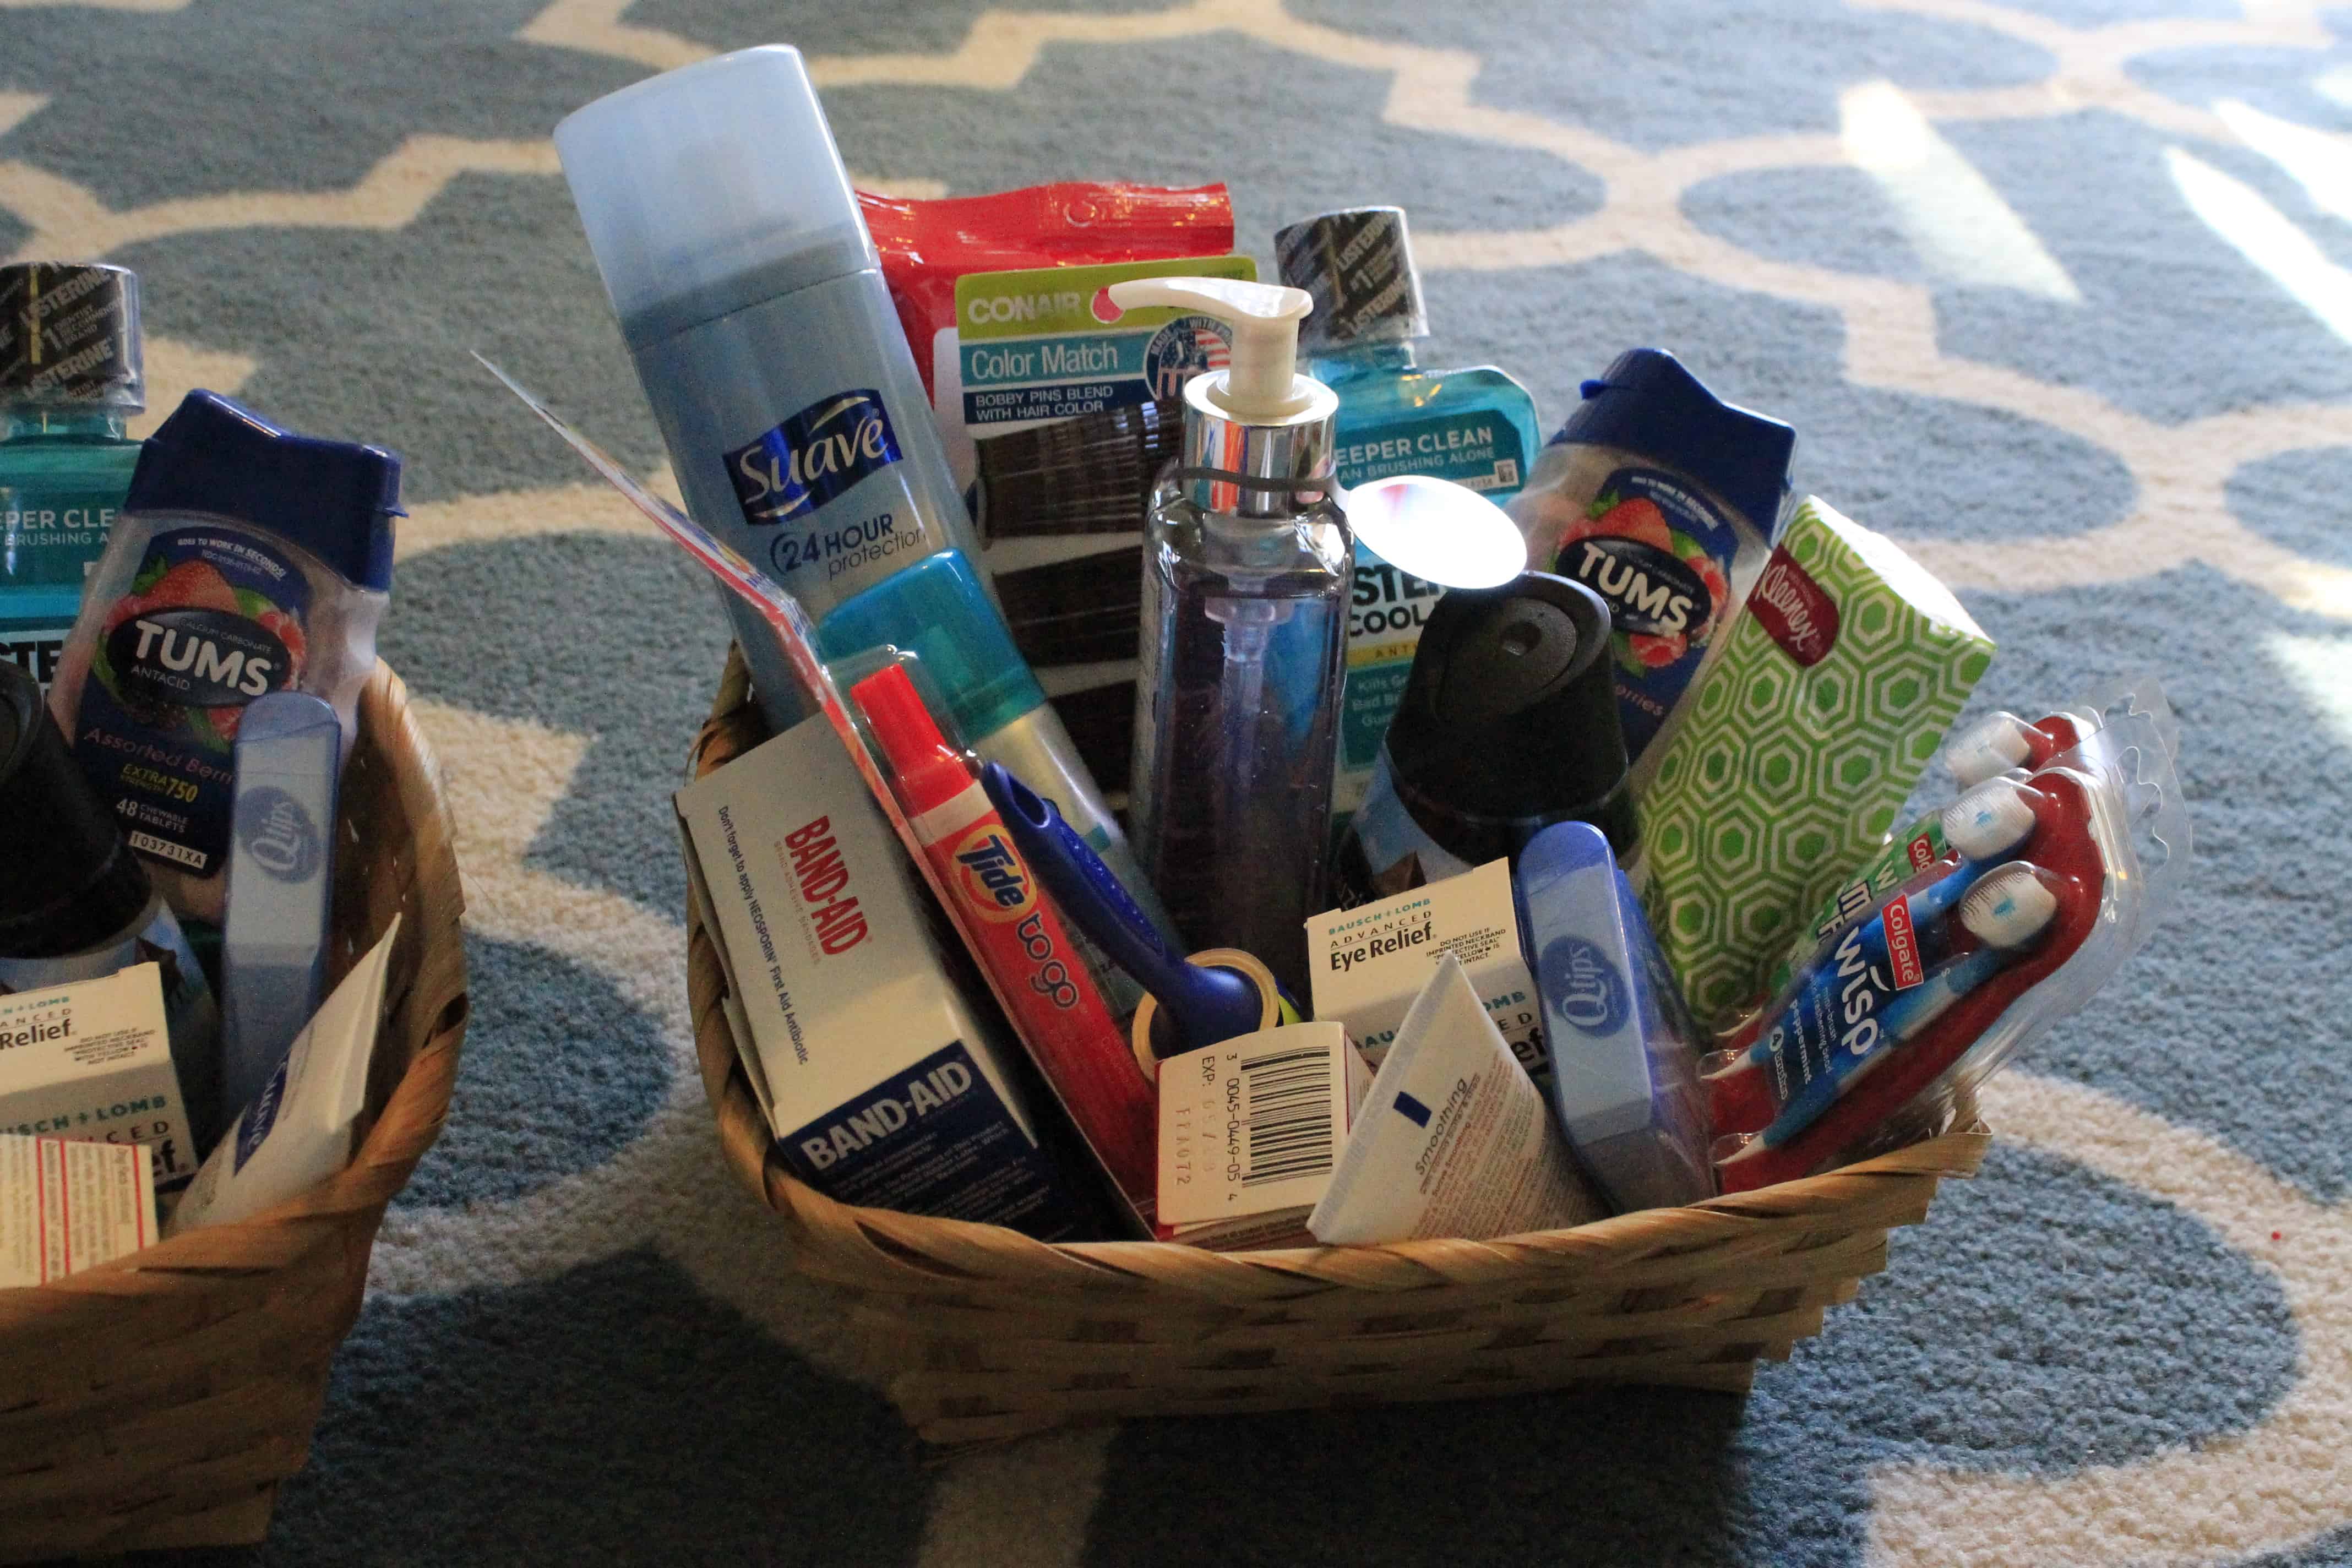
[
  {"left": 1, "top": 480, "right": 118, "bottom": 591},
  {"left": 955, "top": 255, "right": 1255, "bottom": 429},
  {"left": 1632, "top": 498, "right": 1995, "bottom": 1025},
  {"left": 1332, "top": 407, "right": 1529, "bottom": 496}
]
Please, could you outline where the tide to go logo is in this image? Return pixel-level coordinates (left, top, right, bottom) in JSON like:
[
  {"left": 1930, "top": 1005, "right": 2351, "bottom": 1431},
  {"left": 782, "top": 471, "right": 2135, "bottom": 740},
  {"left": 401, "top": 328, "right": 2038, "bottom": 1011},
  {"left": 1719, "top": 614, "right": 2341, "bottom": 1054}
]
[{"left": 948, "top": 827, "right": 1037, "bottom": 924}]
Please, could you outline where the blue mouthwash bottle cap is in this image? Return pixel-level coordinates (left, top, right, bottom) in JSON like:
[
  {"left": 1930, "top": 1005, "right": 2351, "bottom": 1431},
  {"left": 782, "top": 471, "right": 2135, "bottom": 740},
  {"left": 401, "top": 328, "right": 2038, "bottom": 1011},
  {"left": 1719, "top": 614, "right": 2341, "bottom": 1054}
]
[
  {"left": 125, "top": 390, "right": 402, "bottom": 591},
  {"left": 817, "top": 551, "right": 1046, "bottom": 747},
  {"left": 1557, "top": 349, "right": 1795, "bottom": 541}
]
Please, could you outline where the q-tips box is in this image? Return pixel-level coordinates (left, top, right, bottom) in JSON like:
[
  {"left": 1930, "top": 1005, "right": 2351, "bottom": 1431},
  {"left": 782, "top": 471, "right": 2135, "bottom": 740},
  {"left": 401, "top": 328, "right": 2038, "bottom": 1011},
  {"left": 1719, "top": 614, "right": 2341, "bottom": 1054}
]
[
  {"left": 1305, "top": 858, "right": 1545, "bottom": 1079},
  {"left": 677, "top": 715, "right": 1094, "bottom": 1241}
]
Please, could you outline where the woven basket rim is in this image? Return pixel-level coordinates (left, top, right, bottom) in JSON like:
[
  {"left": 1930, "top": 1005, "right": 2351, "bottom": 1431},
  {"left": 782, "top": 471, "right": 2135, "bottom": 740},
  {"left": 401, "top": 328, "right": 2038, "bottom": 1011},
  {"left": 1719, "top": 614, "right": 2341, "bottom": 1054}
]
[
  {"left": 684, "top": 646, "right": 1990, "bottom": 1291},
  {"left": 0, "top": 659, "right": 467, "bottom": 1315}
]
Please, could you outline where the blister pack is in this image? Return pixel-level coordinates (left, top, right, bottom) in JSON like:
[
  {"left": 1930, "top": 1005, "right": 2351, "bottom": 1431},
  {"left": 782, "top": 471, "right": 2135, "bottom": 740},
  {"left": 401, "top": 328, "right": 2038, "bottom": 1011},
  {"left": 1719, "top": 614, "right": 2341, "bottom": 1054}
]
[{"left": 1703, "top": 693, "right": 2188, "bottom": 1192}]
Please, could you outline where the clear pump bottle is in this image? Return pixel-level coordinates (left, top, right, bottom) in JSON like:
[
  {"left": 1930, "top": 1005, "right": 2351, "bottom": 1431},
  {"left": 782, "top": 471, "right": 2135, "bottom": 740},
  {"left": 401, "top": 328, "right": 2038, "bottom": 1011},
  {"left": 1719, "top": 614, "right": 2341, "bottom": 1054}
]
[
  {"left": 0, "top": 264, "right": 143, "bottom": 690},
  {"left": 1112, "top": 277, "right": 1349, "bottom": 999}
]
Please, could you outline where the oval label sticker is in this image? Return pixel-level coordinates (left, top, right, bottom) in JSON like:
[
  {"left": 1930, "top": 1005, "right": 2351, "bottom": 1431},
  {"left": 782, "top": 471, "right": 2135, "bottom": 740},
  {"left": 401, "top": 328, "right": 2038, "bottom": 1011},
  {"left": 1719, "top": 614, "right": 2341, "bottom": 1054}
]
[
  {"left": 1559, "top": 536, "right": 1711, "bottom": 638},
  {"left": 105, "top": 607, "right": 290, "bottom": 707},
  {"left": 1746, "top": 549, "right": 1840, "bottom": 667}
]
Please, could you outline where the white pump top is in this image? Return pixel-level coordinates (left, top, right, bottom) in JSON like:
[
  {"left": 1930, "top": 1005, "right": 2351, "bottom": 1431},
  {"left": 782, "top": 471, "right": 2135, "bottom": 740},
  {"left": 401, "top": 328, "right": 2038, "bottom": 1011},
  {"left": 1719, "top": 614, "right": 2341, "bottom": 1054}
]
[{"left": 1105, "top": 276, "right": 1320, "bottom": 421}]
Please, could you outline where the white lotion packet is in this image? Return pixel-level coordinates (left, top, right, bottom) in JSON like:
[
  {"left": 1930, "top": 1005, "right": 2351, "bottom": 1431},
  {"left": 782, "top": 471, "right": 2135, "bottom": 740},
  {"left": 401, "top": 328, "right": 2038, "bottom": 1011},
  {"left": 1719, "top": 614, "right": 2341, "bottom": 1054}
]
[
  {"left": 1308, "top": 954, "right": 1604, "bottom": 1246},
  {"left": 166, "top": 918, "right": 399, "bottom": 1235}
]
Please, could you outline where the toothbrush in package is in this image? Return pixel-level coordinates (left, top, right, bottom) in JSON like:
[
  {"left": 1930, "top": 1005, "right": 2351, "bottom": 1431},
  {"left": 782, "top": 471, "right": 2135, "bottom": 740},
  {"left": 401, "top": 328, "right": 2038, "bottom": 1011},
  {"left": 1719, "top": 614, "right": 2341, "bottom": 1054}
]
[{"left": 1705, "top": 706, "right": 2188, "bottom": 1192}]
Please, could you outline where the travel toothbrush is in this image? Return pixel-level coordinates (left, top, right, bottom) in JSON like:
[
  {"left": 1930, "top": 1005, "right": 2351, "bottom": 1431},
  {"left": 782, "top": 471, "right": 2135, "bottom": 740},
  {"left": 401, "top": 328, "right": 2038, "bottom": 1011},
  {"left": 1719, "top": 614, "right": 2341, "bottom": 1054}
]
[
  {"left": 1727, "top": 778, "right": 2038, "bottom": 1075},
  {"left": 1710, "top": 860, "right": 2060, "bottom": 1161},
  {"left": 979, "top": 761, "right": 1266, "bottom": 1055},
  {"left": 218, "top": 692, "right": 342, "bottom": 1119},
  {"left": 1946, "top": 707, "right": 2103, "bottom": 789}
]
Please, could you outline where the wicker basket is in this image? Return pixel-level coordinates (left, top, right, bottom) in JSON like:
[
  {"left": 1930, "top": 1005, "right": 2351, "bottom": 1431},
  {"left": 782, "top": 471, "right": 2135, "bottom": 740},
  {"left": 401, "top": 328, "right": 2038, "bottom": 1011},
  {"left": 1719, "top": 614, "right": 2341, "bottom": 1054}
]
[
  {"left": 684, "top": 648, "right": 1989, "bottom": 1446},
  {"left": 0, "top": 662, "right": 469, "bottom": 1558}
]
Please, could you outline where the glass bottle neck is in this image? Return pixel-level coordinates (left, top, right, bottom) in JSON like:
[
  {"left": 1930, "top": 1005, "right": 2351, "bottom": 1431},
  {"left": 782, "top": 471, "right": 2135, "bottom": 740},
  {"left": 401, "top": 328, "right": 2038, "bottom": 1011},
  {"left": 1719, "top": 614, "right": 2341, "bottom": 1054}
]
[{"left": 1, "top": 407, "right": 131, "bottom": 441}]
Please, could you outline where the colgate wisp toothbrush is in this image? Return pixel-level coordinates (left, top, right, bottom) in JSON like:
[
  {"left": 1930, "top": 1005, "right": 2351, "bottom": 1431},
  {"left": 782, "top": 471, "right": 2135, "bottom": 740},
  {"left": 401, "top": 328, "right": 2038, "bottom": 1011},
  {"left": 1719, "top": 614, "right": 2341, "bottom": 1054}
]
[
  {"left": 1946, "top": 708, "right": 2103, "bottom": 789},
  {"left": 1710, "top": 861, "right": 2060, "bottom": 1168},
  {"left": 1712, "top": 763, "right": 2114, "bottom": 1193}
]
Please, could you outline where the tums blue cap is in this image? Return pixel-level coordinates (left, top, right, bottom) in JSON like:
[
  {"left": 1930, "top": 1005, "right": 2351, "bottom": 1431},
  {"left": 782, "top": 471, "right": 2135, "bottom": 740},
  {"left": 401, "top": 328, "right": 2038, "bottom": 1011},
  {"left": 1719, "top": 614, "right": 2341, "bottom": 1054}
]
[
  {"left": 1558, "top": 349, "right": 1794, "bottom": 540},
  {"left": 816, "top": 549, "right": 1044, "bottom": 745},
  {"left": 125, "top": 390, "right": 402, "bottom": 591}
]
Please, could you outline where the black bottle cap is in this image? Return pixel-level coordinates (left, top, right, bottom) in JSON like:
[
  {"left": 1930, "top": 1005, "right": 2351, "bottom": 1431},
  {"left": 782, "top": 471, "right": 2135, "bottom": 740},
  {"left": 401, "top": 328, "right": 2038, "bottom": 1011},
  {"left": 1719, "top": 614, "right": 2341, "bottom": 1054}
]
[
  {"left": 126, "top": 390, "right": 403, "bottom": 592},
  {"left": 1385, "top": 572, "right": 1632, "bottom": 843},
  {"left": 0, "top": 263, "right": 144, "bottom": 410},
  {"left": 1275, "top": 207, "right": 1429, "bottom": 351},
  {"left": 1559, "top": 348, "right": 1794, "bottom": 539},
  {"left": 0, "top": 660, "right": 153, "bottom": 959}
]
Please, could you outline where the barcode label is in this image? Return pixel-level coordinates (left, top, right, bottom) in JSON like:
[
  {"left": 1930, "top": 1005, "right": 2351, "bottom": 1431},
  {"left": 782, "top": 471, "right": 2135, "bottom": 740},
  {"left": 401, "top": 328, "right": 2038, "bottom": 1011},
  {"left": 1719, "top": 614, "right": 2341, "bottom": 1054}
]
[
  {"left": 1156, "top": 1023, "right": 1365, "bottom": 1232},
  {"left": 1237, "top": 1045, "right": 1337, "bottom": 1187},
  {"left": 127, "top": 830, "right": 206, "bottom": 869}
]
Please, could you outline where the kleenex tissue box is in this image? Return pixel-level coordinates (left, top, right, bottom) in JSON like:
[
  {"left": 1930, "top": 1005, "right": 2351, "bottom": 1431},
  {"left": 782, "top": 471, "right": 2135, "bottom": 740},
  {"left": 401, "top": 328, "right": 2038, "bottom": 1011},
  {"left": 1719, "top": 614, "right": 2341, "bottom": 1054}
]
[
  {"left": 677, "top": 715, "right": 1094, "bottom": 1241},
  {"left": 1518, "top": 822, "right": 1714, "bottom": 1212},
  {"left": 1305, "top": 858, "right": 1544, "bottom": 1078}
]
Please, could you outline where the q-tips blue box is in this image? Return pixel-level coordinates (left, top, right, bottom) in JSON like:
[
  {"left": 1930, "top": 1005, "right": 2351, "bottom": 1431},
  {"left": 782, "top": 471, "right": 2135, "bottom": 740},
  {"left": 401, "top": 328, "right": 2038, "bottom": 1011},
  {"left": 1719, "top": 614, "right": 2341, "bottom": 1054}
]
[{"left": 1517, "top": 821, "right": 1714, "bottom": 1212}]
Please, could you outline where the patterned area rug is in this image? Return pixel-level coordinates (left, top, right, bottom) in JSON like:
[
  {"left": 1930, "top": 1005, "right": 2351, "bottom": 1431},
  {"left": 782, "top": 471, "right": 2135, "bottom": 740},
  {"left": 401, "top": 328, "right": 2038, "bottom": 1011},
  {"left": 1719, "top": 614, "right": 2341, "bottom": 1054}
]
[{"left": 7, "top": 1, "right": 2352, "bottom": 1563}]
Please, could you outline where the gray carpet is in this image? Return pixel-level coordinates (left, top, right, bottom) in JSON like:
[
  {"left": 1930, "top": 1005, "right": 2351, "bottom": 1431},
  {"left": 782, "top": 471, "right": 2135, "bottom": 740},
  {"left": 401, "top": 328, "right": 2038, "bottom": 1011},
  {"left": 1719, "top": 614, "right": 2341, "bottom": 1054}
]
[{"left": 6, "top": 1, "right": 2352, "bottom": 1562}]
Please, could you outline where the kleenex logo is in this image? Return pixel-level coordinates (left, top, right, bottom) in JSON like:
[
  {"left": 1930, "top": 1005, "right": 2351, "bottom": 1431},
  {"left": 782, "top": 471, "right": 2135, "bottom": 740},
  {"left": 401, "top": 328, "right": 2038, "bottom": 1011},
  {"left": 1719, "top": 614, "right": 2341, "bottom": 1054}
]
[{"left": 725, "top": 390, "right": 903, "bottom": 525}]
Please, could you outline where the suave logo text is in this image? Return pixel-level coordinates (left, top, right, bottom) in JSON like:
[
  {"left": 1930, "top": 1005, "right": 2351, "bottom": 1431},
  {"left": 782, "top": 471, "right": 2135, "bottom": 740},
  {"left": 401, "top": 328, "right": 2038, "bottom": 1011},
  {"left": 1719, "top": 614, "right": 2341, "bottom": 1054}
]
[{"left": 724, "top": 390, "right": 903, "bottom": 527}]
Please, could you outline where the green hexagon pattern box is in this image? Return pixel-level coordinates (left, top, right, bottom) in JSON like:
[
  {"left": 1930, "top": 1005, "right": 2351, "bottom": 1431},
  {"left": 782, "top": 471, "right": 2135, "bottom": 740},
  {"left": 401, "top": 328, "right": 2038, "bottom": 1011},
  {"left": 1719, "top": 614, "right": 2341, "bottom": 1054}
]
[{"left": 1628, "top": 496, "right": 1995, "bottom": 1026}]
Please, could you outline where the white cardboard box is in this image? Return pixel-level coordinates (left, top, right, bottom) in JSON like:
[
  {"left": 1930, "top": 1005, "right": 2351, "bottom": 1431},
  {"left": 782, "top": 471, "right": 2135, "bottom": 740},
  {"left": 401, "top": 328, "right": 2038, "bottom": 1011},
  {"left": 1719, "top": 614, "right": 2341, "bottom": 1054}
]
[
  {"left": 677, "top": 715, "right": 1095, "bottom": 1240},
  {"left": 0, "top": 963, "right": 196, "bottom": 1195},
  {"left": 1305, "top": 859, "right": 1546, "bottom": 1079},
  {"left": 1155, "top": 1022, "right": 1371, "bottom": 1250}
]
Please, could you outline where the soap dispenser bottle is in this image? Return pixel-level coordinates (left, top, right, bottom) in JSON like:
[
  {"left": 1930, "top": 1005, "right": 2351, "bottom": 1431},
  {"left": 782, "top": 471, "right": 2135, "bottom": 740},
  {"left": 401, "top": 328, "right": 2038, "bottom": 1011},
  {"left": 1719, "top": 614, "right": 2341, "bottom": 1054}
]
[
  {"left": 1272, "top": 209, "right": 1543, "bottom": 824},
  {"left": 1108, "top": 276, "right": 1349, "bottom": 999}
]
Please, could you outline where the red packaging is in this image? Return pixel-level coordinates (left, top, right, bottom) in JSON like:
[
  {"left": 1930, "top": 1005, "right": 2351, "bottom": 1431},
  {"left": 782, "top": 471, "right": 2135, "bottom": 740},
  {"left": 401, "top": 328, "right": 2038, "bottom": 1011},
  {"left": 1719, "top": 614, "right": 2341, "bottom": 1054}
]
[
  {"left": 852, "top": 662, "right": 1159, "bottom": 1222},
  {"left": 859, "top": 182, "right": 1235, "bottom": 400}
]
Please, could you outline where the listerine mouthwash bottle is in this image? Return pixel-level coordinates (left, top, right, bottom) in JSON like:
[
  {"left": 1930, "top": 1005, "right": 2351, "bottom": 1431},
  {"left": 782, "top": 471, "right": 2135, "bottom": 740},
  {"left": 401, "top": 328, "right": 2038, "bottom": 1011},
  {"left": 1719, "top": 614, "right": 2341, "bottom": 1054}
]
[
  {"left": 0, "top": 263, "right": 144, "bottom": 690},
  {"left": 1274, "top": 208, "right": 1542, "bottom": 827}
]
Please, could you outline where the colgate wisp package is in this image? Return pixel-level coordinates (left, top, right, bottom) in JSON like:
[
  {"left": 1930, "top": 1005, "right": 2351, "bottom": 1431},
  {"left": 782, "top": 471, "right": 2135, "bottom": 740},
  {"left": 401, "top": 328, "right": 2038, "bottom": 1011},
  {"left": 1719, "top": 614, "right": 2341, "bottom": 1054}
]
[{"left": 1704, "top": 706, "right": 2189, "bottom": 1191}]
